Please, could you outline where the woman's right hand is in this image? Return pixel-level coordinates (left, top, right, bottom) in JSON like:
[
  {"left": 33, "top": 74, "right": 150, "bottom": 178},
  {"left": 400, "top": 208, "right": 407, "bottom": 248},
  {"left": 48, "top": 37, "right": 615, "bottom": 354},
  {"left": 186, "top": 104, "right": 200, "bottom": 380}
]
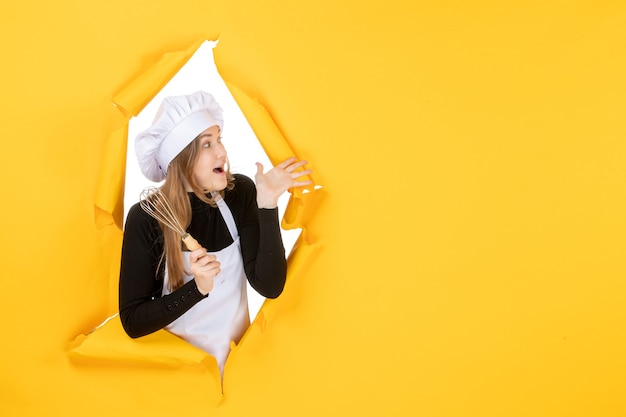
[{"left": 189, "top": 248, "right": 220, "bottom": 295}]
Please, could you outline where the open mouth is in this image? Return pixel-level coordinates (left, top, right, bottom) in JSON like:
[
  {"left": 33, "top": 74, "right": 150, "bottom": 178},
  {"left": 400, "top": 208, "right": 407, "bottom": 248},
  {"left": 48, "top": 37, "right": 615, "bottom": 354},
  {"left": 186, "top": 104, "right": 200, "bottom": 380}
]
[{"left": 213, "top": 167, "right": 224, "bottom": 174}]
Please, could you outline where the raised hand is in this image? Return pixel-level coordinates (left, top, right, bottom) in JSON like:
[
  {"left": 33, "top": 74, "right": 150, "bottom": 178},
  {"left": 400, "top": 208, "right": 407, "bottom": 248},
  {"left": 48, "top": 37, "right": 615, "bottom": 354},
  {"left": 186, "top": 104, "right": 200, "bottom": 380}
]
[{"left": 255, "top": 157, "right": 313, "bottom": 208}]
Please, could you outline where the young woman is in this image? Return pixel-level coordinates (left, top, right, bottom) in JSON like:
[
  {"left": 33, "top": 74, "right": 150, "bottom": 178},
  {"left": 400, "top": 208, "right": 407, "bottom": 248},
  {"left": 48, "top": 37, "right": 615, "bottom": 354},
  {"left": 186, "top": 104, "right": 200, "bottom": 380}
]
[{"left": 118, "top": 91, "right": 312, "bottom": 372}]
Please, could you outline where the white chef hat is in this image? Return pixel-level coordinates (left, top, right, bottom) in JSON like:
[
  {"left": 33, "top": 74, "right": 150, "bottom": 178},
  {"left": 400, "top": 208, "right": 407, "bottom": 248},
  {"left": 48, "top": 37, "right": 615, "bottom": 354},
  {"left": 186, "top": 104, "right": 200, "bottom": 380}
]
[{"left": 135, "top": 91, "right": 224, "bottom": 181}]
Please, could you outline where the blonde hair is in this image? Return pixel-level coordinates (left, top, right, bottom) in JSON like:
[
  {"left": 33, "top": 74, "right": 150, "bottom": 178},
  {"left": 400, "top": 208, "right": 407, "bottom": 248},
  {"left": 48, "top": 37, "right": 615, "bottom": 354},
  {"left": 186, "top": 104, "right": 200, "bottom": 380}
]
[{"left": 158, "top": 135, "right": 234, "bottom": 291}]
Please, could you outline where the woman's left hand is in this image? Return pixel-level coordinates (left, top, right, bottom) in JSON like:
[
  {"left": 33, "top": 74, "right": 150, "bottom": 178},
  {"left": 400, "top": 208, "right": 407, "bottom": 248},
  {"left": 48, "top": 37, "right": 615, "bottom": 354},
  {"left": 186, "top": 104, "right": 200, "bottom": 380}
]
[{"left": 255, "top": 157, "right": 313, "bottom": 208}]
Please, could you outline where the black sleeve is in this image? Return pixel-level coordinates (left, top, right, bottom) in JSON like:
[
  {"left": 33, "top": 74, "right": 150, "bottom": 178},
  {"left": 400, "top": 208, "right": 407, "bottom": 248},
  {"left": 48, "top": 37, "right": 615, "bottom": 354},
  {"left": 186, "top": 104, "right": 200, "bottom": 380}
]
[
  {"left": 118, "top": 203, "right": 207, "bottom": 338},
  {"left": 232, "top": 175, "right": 287, "bottom": 298}
]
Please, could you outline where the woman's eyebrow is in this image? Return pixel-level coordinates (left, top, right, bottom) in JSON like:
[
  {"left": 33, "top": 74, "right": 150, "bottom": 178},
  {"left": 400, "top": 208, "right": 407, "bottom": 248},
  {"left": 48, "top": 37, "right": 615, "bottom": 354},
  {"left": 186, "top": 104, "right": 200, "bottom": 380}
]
[{"left": 198, "top": 133, "right": 214, "bottom": 139}]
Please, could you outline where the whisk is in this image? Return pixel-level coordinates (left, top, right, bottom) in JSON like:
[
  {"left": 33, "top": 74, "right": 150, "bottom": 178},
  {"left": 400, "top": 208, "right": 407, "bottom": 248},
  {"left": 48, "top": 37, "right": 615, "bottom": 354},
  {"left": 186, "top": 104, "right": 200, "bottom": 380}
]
[{"left": 139, "top": 187, "right": 201, "bottom": 251}]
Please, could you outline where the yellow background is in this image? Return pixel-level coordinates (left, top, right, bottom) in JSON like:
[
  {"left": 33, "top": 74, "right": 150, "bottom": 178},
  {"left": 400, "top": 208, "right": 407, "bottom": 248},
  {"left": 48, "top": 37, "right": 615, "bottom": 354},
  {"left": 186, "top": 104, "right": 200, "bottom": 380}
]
[{"left": 1, "top": 1, "right": 625, "bottom": 416}]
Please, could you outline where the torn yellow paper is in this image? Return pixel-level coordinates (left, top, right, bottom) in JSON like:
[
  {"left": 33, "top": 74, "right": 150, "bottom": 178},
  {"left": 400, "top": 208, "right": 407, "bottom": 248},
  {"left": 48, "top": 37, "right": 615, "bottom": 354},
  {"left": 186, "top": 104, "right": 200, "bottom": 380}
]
[
  {"left": 68, "top": 314, "right": 216, "bottom": 369},
  {"left": 113, "top": 39, "right": 207, "bottom": 117},
  {"left": 94, "top": 124, "right": 128, "bottom": 229},
  {"left": 70, "top": 38, "right": 322, "bottom": 395}
]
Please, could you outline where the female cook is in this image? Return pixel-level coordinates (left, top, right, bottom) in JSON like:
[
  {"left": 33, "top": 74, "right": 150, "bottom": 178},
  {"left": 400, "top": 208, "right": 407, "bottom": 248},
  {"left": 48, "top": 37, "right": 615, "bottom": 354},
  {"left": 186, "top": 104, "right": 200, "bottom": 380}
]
[{"left": 118, "top": 91, "right": 312, "bottom": 372}]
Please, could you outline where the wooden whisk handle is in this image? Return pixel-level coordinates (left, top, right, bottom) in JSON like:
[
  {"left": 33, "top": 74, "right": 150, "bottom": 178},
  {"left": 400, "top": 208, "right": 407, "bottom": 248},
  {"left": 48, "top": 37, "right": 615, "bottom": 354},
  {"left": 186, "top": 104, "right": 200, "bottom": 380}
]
[{"left": 182, "top": 234, "right": 201, "bottom": 251}]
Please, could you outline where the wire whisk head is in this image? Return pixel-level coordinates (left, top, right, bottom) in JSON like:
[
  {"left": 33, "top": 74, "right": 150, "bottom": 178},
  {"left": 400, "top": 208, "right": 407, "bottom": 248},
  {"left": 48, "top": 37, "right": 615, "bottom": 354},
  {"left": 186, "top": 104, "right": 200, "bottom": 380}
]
[{"left": 139, "top": 186, "right": 186, "bottom": 236}]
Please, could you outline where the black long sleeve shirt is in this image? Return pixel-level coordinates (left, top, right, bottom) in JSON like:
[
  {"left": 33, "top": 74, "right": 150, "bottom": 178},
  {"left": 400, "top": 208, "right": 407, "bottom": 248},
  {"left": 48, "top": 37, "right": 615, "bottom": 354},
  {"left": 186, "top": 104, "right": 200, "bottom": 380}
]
[{"left": 118, "top": 174, "right": 286, "bottom": 338}]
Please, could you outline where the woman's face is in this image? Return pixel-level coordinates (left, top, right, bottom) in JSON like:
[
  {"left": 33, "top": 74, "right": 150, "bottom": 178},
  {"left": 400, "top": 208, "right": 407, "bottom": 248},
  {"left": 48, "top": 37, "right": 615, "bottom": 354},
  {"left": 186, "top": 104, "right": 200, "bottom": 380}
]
[{"left": 192, "top": 125, "right": 228, "bottom": 192}]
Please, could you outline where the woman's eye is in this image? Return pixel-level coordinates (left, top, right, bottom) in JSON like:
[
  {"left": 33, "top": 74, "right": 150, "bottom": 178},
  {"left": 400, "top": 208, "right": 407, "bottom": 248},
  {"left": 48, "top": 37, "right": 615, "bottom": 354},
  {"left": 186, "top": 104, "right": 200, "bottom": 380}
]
[{"left": 202, "top": 141, "right": 210, "bottom": 148}]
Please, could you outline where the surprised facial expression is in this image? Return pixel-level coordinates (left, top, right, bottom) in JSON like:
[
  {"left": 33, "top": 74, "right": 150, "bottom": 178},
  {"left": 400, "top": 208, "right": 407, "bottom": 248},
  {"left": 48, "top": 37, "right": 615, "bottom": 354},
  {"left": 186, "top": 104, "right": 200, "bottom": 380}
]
[{"left": 193, "top": 125, "right": 228, "bottom": 192}]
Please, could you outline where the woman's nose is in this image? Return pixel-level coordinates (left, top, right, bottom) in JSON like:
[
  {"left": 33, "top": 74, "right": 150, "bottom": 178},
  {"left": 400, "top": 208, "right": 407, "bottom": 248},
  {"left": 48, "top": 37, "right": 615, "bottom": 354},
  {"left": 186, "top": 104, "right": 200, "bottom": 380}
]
[{"left": 216, "top": 143, "right": 227, "bottom": 158}]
